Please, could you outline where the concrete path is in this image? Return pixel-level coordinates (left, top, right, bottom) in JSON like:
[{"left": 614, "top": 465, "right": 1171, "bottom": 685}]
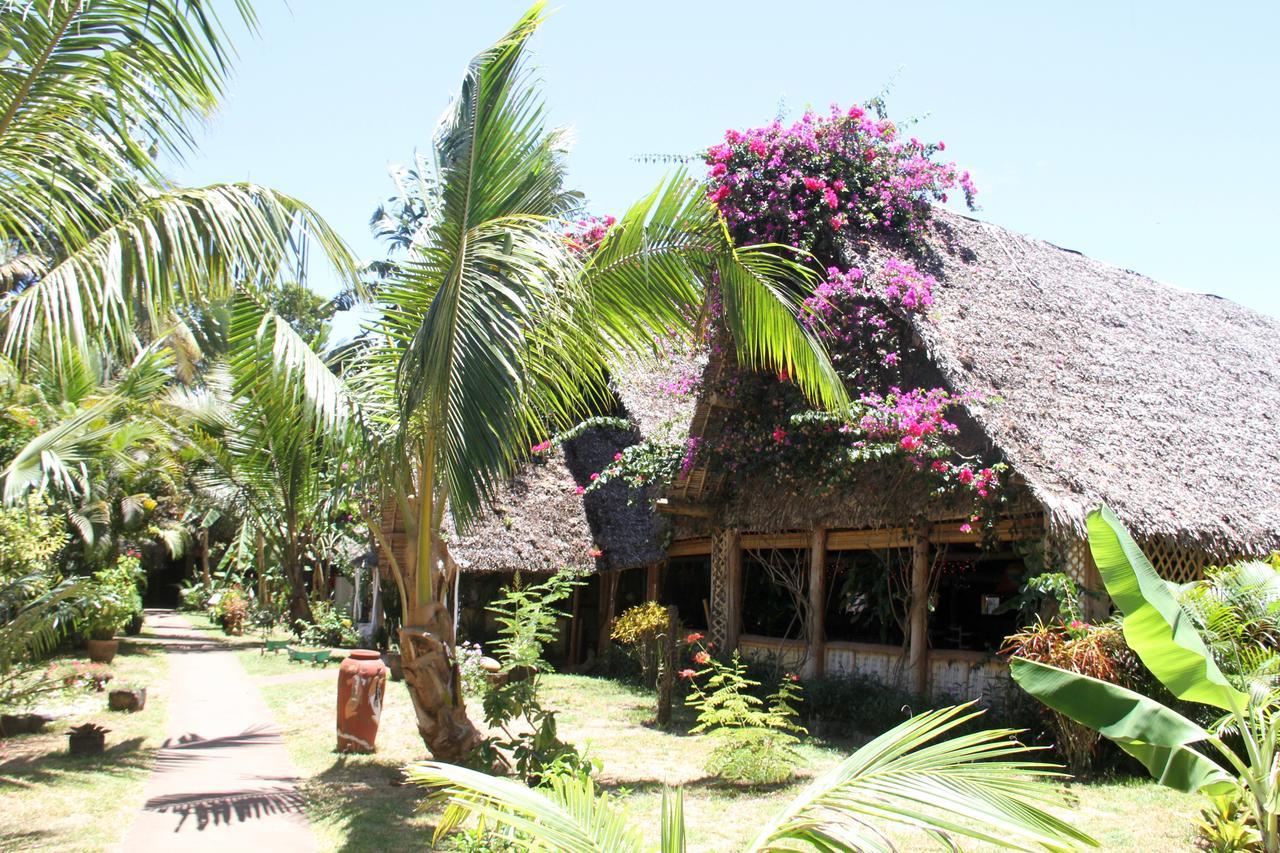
[{"left": 123, "top": 610, "right": 316, "bottom": 851}]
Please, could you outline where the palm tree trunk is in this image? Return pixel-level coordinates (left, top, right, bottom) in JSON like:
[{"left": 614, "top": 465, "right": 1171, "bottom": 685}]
[
  {"left": 198, "top": 528, "right": 212, "bottom": 592},
  {"left": 399, "top": 441, "right": 482, "bottom": 762},
  {"left": 256, "top": 531, "right": 269, "bottom": 607}
]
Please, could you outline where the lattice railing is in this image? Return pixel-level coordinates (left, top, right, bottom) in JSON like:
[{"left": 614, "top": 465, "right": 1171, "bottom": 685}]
[{"left": 1138, "top": 537, "right": 1216, "bottom": 584}]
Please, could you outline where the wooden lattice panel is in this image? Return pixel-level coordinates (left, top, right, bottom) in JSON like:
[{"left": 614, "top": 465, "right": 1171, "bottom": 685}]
[
  {"left": 1046, "top": 534, "right": 1092, "bottom": 588},
  {"left": 1139, "top": 538, "right": 1214, "bottom": 584},
  {"left": 708, "top": 530, "right": 732, "bottom": 649}
]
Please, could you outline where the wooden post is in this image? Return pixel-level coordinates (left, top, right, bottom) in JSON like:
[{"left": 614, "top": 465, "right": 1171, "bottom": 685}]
[
  {"left": 909, "top": 529, "right": 931, "bottom": 696},
  {"left": 597, "top": 571, "right": 618, "bottom": 656},
  {"left": 255, "top": 531, "right": 268, "bottom": 608},
  {"left": 656, "top": 605, "right": 678, "bottom": 728},
  {"left": 568, "top": 587, "right": 582, "bottom": 666},
  {"left": 805, "top": 528, "right": 827, "bottom": 678},
  {"left": 725, "top": 531, "right": 743, "bottom": 653},
  {"left": 646, "top": 562, "right": 661, "bottom": 602}
]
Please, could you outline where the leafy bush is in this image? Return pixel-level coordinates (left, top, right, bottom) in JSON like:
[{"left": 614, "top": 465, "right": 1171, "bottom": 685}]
[
  {"left": 1002, "top": 617, "right": 1140, "bottom": 776},
  {"left": 83, "top": 557, "right": 144, "bottom": 640},
  {"left": 471, "top": 568, "right": 594, "bottom": 783},
  {"left": 294, "top": 600, "right": 358, "bottom": 647},
  {"left": 705, "top": 726, "right": 803, "bottom": 786},
  {"left": 216, "top": 587, "right": 249, "bottom": 635},
  {"left": 0, "top": 498, "right": 65, "bottom": 586},
  {"left": 1197, "top": 792, "right": 1261, "bottom": 852},
  {"left": 177, "top": 580, "right": 210, "bottom": 612},
  {"left": 609, "top": 601, "right": 671, "bottom": 688},
  {"left": 683, "top": 639, "right": 806, "bottom": 784}
]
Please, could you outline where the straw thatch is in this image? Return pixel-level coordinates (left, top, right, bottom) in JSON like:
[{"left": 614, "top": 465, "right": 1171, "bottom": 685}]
[
  {"left": 869, "top": 210, "right": 1280, "bottom": 556},
  {"left": 444, "top": 349, "right": 700, "bottom": 573}
]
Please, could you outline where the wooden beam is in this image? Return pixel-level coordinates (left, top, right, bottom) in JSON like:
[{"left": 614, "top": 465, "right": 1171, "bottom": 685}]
[
  {"left": 804, "top": 528, "right": 827, "bottom": 678},
  {"left": 568, "top": 587, "right": 582, "bottom": 667},
  {"left": 655, "top": 498, "right": 713, "bottom": 518},
  {"left": 597, "top": 572, "right": 619, "bottom": 656},
  {"left": 740, "top": 532, "right": 809, "bottom": 550},
  {"left": 667, "top": 537, "right": 713, "bottom": 557},
  {"left": 646, "top": 562, "right": 661, "bottom": 602},
  {"left": 725, "top": 531, "right": 743, "bottom": 653},
  {"left": 827, "top": 529, "right": 913, "bottom": 550},
  {"left": 908, "top": 529, "right": 931, "bottom": 696}
]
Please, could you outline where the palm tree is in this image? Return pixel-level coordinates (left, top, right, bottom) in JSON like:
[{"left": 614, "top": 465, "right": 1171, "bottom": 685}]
[
  {"left": 0, "top": 0, "right": 357, "bottom": 365},
  {"left": 408, "top": 704, "right": 1097, "bottom": 851},
  {"left": 169, "top": 293, "right": 361, "bottom": 623},
  {"left": 360, "top": 2, "right": 846, "bottom": 761}
]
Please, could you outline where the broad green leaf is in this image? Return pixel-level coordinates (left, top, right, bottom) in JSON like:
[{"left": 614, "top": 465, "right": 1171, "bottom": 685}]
[
  {"left": 1011, "top": 657, "right": 1234, "bottom": 794},
  {"left": 1087, "top": 505, "right": 1247, "bottom": 711}
]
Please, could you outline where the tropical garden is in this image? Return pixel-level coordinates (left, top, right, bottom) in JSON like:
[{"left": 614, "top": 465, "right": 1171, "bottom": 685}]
[{"left": 0, "top": 2, "right": 1275, "bottom": 851}]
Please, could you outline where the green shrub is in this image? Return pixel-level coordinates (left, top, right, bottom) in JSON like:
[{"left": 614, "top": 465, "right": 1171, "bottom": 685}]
[
  {"left": 705, "top": 726, "right": 803, "bottom": 786},
  {"left": 215, "top": 587, "right": 249, "bottom": 635},
  {"left": 294, "top": 600, "right": 358, "bottom": 647},
  {"left": 609, "top": 601, "right": 672, "bottom": 688},
  {"left": 177, "top": 580, "right": 210, "bottom": 612},
  {"left": 83, "top": 557, "right": 144, "bottom": 640}
]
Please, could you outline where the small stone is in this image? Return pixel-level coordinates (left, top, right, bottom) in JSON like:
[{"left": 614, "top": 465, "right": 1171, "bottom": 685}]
[{"left": 479, "top": 657, "right": 501, "bottom": 673}]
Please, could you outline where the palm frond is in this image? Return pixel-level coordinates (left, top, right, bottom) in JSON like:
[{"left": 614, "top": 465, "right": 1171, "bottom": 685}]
[
  {"left": 1, "top": 183, "right": 359, "bottom": 363},
  {"left": 746, "top": 704, "right": 1096, "bottom": 852},
  {"left": 407, "top": 761, "right": 645, "bottom": 852}
]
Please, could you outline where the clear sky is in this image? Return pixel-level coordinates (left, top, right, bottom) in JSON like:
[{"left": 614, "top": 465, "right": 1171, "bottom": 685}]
[{"left": 172, "top": 1, "right": 1280, "bottom": 340}]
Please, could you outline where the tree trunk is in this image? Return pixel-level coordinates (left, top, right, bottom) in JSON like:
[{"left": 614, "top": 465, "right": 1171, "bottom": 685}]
[
  {"left": 394, "top": 449, "right": 483, "bottom": 762},
  {"left": 198, "top": 527, "right": 212, "bottom": 592},
  {"left": 256, "top": 530, "right": 269, "bottom": 608}
]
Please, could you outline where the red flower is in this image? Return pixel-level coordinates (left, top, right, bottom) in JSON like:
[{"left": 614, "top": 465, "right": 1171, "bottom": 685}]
[
  {"left": 785, "top": 672, "right": 799, "bottom": 682},
  {"left": 693, "top": 651, "right": 711, "bottom": 665},
  {"left": 678, "top": 668, "right": 697, "bottom": 680},
  {"left": 587, "top": 547, "right": 603, "bottom": 558},
  {"left": 685, "top": 632, "right": 704, "bottom": 644}
]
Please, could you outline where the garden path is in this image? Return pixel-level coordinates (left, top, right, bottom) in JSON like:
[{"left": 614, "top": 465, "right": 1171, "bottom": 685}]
[{"left": 123, "top": 610, "right": 317, "bottom": 851}]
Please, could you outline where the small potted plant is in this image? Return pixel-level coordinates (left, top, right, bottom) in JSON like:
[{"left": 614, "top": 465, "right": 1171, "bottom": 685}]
[
  {"left": 68, "top": 722, "right": 108, "bottom": 756},
  {"left": 83, "top": 566, "right": 139, "bottom": 663},
  {"left": 108, "top": 683, "right": 147, "bottom": 712}
]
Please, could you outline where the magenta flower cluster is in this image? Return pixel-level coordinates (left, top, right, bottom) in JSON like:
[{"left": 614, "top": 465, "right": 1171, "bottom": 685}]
[{"left": 704, "top": 103, "right": 977, "bottom": 254}]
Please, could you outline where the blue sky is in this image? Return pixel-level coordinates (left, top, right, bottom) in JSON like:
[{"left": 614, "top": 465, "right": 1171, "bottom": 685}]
[{"left": 173, "top": 2, "right": 1280, "bottom": 339}]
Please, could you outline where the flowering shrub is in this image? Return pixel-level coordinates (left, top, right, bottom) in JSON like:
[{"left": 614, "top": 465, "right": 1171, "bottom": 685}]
[
  {"left": 215, "top": 587, "right": 249, "bottom": 636},
  {"left": 1002, "top": 618, "right": 1138, "bottom": 775},
  {"left": 45, "top": 660, "right": 113, "bottom": 691},
  {"left": 704, "top": 101, "right": 976, "bottom": 256},
  {"left": 294, "top": 600, "right": 358, "bottom": 648},
  {"left": 610, "top": 601, "right": 672, "bottom": 688}
]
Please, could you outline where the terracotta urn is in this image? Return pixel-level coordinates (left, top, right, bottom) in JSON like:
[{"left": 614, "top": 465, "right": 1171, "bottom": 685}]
[
  {"left": 86, "top": 638, "right": 118, "bottom": 664},
  {"left": 336, "top": 649, "right": 387, "bottom": 753}
]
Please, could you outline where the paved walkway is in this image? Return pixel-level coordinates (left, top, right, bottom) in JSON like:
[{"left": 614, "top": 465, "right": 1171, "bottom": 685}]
[{"left": 123, "top": 610, "right": 317, "bottom": 851}]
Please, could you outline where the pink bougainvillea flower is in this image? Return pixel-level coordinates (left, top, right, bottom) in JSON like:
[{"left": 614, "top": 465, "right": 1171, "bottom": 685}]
[
  {"left": 574, "top": 486, "right": 585, "bottom": 495},
  {"left": 772, "top": 427, "right": 788, "bottom": 443},
  {"left": 587, "top": 547, "right": 603, "bottom": 558},
  {"left": 613, "top": 452, "right": 624, "bottom": 462},
  {"left": 589, "top": 472, "right": 600, "bottom": 481},
  {"left": 959, "top": 523, "right": 973, "bottom": 533},
  {"left": 900, "top": 435, "right": 922, "bottom": 451},
  {"left": 958, "top": 468, "right": 975, "bottom": 485}
]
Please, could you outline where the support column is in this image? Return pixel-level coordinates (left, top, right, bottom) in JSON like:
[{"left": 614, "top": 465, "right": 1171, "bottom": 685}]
[
  {"left": 646, "top": 562, "right": 661, "bottom": 602},
  {"left": 725, "top": 531, "right": 743, "bottom": 653},
  {"left": 597, "top": 571, "right": 619, "bottom": 656},
  {"left": 909, "top": 528, "right": 931, "bottom": 696},
  {"left": 568, "top": 587, "right": 582, "bottom": 666},
  {"left": 804, "top": 528, "right": 827, "bottom": 678}
]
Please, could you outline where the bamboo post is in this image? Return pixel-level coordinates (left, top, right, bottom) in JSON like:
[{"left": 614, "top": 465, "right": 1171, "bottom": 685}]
[
  {"left": 656, "top": 604, "right": 678, "bottom": 728},
  {"left": 909, "top": 529, "right": 931, "bottom": 696},
  {"left": 646, "top": 562, "right": 661, "bottom": 602},
  {"left": 805, "top": 528, "right": 827, "bottom": 678},
  {"left": 725, "top": 531, "right": 743, "bottom": 653}
]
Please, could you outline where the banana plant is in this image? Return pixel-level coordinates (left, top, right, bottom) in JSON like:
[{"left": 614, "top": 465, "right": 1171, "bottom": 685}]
[
  {"left": 408, "top": 704, "right": 1097, "bottom": 852},
  {"left": 1011, "top": 505, "right": 1278, "bottom": 849}
]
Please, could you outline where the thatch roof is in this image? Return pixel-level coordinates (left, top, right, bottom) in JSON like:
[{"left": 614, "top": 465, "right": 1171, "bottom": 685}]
[
  {"left": 875, "top": 210, "right": 1280, "bottom": 556},
  {"left": 446, "top": 351, "right": 699, "bottom": 574}
]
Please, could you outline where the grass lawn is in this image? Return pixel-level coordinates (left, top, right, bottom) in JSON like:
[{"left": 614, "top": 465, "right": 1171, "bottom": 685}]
[
  {"left": 236, "top": 641, "right": 1204, "bottom": 852},
  {"left": 0, "top": 627, "right": 170, "bottom": 852}
]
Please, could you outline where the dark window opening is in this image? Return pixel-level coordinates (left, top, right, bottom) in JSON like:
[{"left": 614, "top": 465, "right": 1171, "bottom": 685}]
[
  {"left": 928, "top": 547, "right": 1025, "bottom": 652},
  {"left": 741, "top": 548, "right": 807, "bottom": 639},
  {"left": 825, "top": 548, "right": 909, "bottom": 646},
  {"left": 660, "top": 555, "right": 711, "bottom": 629}
]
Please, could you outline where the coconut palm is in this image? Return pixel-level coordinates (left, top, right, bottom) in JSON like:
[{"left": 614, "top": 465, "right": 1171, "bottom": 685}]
[
  {"left": 408, "top": 703, "right": 1097, "bottom": 852},
  {"left": 357, "top": 2, "right": 846, "bottom": 760},
  {"left": 0, "top": 0, "right": 357, "bottom": 365}
]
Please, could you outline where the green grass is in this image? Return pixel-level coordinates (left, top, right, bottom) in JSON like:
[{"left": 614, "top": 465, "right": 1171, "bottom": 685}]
[
  {"left": 241, "top": 654, "right": 1203, "bottom": 852},
  {"left": 0, "top": 629, "right": 170, "bottom": 852}
]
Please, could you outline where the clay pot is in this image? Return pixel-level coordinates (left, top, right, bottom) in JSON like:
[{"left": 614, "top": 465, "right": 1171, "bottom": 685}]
[
  {"left": 108, "top": 687, "right": 147, "bottom": 713},
  {"left": 86, "top": 638, "right": 118, "bottom": 664},
  {"left": 68, "top": 725, "right": 107, "bottom": 757},
  {"left": 336, "top": 649, "right": 387, "bottom": 753}
]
